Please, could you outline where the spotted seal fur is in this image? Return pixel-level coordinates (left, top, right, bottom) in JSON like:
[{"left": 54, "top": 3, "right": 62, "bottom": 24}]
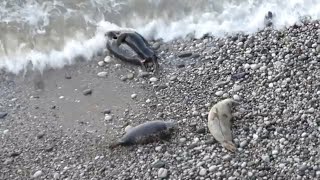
[{"left": 207, "top": 98, "right": 239, "bottom": 152}]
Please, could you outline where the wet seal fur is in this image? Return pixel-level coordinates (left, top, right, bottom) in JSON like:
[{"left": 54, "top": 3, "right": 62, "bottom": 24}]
[
  {"left": 208, "top": 98, "right": 239, "bottom": 152},
  {"left": 109, "top": 120, "right": 175, "bottom": 149},
  {"left": 106, "top": 30, "right": 159, "bottom": 73}
]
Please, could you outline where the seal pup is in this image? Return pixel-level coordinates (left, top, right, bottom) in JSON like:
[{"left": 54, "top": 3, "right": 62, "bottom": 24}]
[
  {"left": 109, "top": 120, "right": 175, "bottom": 149},
  {"left": 207, "top": 98, "right": 239, "bottom": 152},
  {"left": 108, "top": 30, "right": 160, "bottom": 73}
]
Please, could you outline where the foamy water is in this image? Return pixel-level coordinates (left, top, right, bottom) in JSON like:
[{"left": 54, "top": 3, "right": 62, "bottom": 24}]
[{"left": 0, "top": 0, "right": 319, "bottom": 74}]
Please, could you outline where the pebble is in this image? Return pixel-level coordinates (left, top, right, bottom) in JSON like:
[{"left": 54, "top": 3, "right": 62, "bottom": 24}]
[
  {"left": 3, "top": 129, "right": 9, "bottom": 135},
  {"left": 215, "top": 91, "right": 224, "bottom": 96},
  {"left": 239, "top": 140, "right": 248, "bottom": 148},
  {"left": 53, "top": 172, "right": 60, "bottom": 179},
  {"left": 150, "top": 77, "right": 158, "bottom": 82},
  {"left": 153, "top": 160, "right": 166, "bottom": 168},
  {"left": 261, "top": 154, "right": 270, "bottom": 163},
  {"left": 169, "top": 76, "right": 177, "bottom": 81},
  {"left": 158, "top": 168, "right": 168, "bottom": 178},
  {"left": 104, "top": 114, "right": 113, "bottom": 121},
  {"left": 98, "top": 61, "right": 105, "bottom": 66},
  {"left": 199, "top": 168, "right": 207, "bottom": 176},
  {"left": 209, "top": 165, "right": 218, "bottom": 172},
  {"left": 82, "top": 89, "right": 92, "bottom": 96},
  {"left": 103, "top": 109, "right": 111, "bottom": 114},
  {"left": 104, "top": 56, "right": 112, "bottom": 63},
  {"left": 155, "top": 146, "right": 162, "bottom": 151},
  {"left": 32, "top": 170, "right": 43, "bottom": 178},
  {"left": 233, "top": 94, "right": 240, "bottom": 101},
  {"left": 138, "top": 72, "right": 150, "bottom": 78},
  {"left": 127, "top": 73, "right": 134, "bottom": 80},
  {"left": 179, "top": 138, "right": 187, "bottom": 143},
  {"left": 97, "top": 72, "right": 108, "bottom": 77},
  {"left": 0, "top": 112, "right": 8, "bottom": 119},
  {"left": 178, "top": 52, "right": 192, "bottom": 58},
  {"left": 131, "top": 94, "right": 137, "bottom": 99},
  {"left": 233, "top": 85, "right": 242, "bottom": 92}
]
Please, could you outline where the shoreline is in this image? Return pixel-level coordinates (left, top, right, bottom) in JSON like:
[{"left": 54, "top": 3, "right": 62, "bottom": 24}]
[{"left": 1, "top": 20, "right": 320, "bottom": 179}]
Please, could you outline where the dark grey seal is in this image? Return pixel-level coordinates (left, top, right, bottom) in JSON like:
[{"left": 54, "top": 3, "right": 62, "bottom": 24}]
[
  {"left": 109, "top": 120, "right": 175, "bottom": 149},
  {"left": 106, "top": 30, "right": 160, "bottom": 73}
]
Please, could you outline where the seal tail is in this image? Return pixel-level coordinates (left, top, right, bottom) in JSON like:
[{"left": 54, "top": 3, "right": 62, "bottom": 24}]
[{"left": 222, "top": 141, "right": 236, "bottom": 152}]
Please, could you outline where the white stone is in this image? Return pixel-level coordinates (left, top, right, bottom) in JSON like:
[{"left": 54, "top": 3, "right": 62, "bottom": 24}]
[
  {"left": 261, "top": 154, "right": 270, "bottom": 163},
  {"left": 150, "top": 77, "right": 158, "bottom": 82},
  {"left": 97, "top": 72, "right": 108, "bottom": 77},
  {"left": 155, "top": 146, "right": 162, "bottom": 151},
  {"left": 59, "top": 96, "right": 64, "bottom": 99},
  {"left": 131, "top": 94, "right": 137, "bottom": 99},
  {"left": 53, "top": 172, "right": 60, "bottom": 179},
  {"left": 146, "top": 99, "right": 151, "bottom": 103},
  {"left": 3, "top": 129, "right": 9, "bottom": 135},
  {"left": 268, "top": 83, "right": 274, "bottom": 88},
  {"left": 104, "top": 56, "right": 112, "bottom": 63},
  {"left": 233, "top": 95, "right": 240, "bottom": 101},
  {"left": 215, "top": 91, "right": 224, "bottom": 96},
  {"left": 233, "top": 85, "right": 242, "bottom": 92},
  {"left": 98, "top": 61, "right": 105, "bottom": 67},
  {"left": 158, "top": 168, "right": 168, "bottom": 178},
  {"left": 32, "top": 170, "right": 43, "bottom": 178},
  {"left": 179, "top": 138, "right": 187, "bottom": 143},
  {"left": 199, "top": 168, "right": 207, "bottom": 176},
  {"left": 104, "top": 114, "right": 113, "bottom": 121},
  {"left": 209, "top": 165, "right": 218, "bottom": 172}
]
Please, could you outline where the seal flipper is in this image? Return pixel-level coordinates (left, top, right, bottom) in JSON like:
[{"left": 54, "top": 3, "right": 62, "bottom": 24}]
[{"left": 116, "top": 33, "right": 127, "bottom": 46}]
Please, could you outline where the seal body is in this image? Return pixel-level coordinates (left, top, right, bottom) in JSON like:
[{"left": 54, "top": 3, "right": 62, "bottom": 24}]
[
  {"left": 109, "top": 120, "right": 175, "bottom": 148},
  {"left": 208, "top": 98, "right": 239, "bottom": 152}
]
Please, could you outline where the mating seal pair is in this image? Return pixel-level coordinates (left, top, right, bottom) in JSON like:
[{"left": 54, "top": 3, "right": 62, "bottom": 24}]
[{"left": 105, "top": 30, "right": 159, "bottom": 73}]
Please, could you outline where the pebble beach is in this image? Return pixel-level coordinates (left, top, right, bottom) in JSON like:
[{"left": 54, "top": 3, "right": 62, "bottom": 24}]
[{"left": 1, "top": 19, "right": 320, "bottom": 180}]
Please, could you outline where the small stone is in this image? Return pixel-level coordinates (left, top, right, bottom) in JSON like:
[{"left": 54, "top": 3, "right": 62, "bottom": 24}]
[
  {"left": 98, "top": 61, "right": 105, "bottom": 67},
  {"left": 233, "top": 85, "right": 242, "bottom": 92},
  {"left": 104, "top": 56, "right": 112, "bottom": 63},
  {"left": 131, "top": 94, "right": 137, "bottom": 99},
  {"left": 59, "top": 96, "right": 64, "bottom": 99},
  {"left": 199, "top": 168, "right": 207, "bottom": 176},
  {"left": 82, "top": 89, "right": 92, "bottom": 96},
  {"left": 0, "top": 112, "right": 8, "bottom": 119},
  {"left": 215, "top": 91, "right": 224, "bottom": 96},
  {"left": 222, "top": 155, "right": 231, "bottom": 160},
  {"left": 176, "top": 63, "right": 185, "bottom": 68},
  {"left": 37, "top": 132, "right": 45, "bottom": 139},
  {"left": 65, "top": 72, "right": 72, "bottom": 79},
  {"left": 178, "top": 52, "right": 192, "bottom": 58},
  {"left": 153, "top": 160, "right": 166, "bottom": 168},
  {"left": 152, "top": 42, "right": 161, "bottom": 50},
  {"left": 169, "top": 76, "right": 177, "bottom": 81},
  {"left": 158, "top": 168, "right": 168, "bottom": 178},
  {"left": 269, "top": 83, "right": 274, "bottom": 88},
  {"left": 150, "top": 77, "right": 158, "bottom": 82},
  {"left": 233, "top": 95, "right": 240, "bottom": 101},
  {"left": 53, "top": 172, "right": 60, "bottom": 179},
  {"left": 97, "top": 72, "right": 108, "bottom": 77},
  {"left": 104, "top": 114, "right": 113, "bottom": 121},
  {"left": 4, "top": 158, "right": 13, "bottom": 165},
  {"left": 272, "top": 150, "right": 278, "bottom": 155},
  {"left": 180, "top": 138, "right": 187, "bottom": 143},
  {"left": 261, "top": 154, "right": 270, "bottom": 163},
  {"left": 209, "top": 165, "right": 218, "bottom": 172},
  {"left": 120, "top": 76, "right": 127, "bottom": 81},
  {"left": 155, "top": 146, "right": 162, "bottom": 151},
  {"left": 146, "top": 99, "right": 151, "bottom": 103},
  {"left": 240, "top": 140, "right": 248, "bottom": 148},
  {"left": 138, "top": 71, "right": 150, "bottom": 78},
  {"left": 3, "top": 129, "right": 9, "bottom": 134},
  {"left": 237, "top": 42, "right": 244, "bottom": 46},
  {"left": 103, "top": 109, "right": 111, "bottom": 114},
  {"left": 196, "top": 127, "right": 206, "bottom": 134},
  {"left": 32, "top": 170, "right": 43, "bottom": 178},
  {"left": 127, "top": 73, "right": 134, "bottom": 80}
]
